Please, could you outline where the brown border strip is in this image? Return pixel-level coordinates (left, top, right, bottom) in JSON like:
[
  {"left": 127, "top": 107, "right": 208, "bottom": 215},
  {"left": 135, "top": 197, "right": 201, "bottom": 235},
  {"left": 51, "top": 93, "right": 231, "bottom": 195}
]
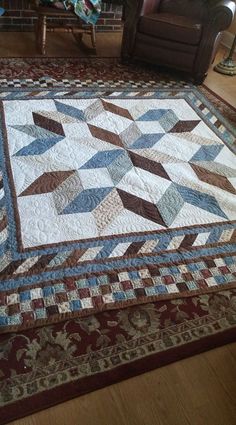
[{"left": 0, "top": 101, "right": 24, "bottom": 250}]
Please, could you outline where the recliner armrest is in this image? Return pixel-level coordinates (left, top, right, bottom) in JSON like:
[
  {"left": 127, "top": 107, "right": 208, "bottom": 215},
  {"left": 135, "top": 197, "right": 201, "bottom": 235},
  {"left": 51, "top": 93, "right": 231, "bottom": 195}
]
[
  {"left": 206, "top": 0, "right": 235, "bottom": 31},
  {"left": 193, "top": 0, "right": 235, "bottom": 80},
  {"left": 140, "top": 0, "right": 162, "bottom": 16}
]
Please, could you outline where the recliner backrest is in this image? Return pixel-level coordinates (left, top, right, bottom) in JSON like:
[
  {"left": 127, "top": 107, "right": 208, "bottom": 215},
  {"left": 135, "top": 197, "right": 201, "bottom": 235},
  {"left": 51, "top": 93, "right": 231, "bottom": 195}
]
[{"left": 159, "top": 0, "right": 208, "bottom": 20}]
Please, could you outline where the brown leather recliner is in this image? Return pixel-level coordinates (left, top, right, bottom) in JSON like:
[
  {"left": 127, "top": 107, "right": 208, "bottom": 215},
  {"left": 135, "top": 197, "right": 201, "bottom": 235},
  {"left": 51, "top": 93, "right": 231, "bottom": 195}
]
[{"left": 129, "top": 0, "right": 235, "bottom": 83}]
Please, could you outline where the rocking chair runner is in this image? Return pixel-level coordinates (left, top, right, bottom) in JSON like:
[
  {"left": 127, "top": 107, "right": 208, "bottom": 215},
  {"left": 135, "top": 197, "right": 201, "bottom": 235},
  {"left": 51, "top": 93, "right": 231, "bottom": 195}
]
[{"left": 29, "top": 0, "right": 97, "bottom": 55}]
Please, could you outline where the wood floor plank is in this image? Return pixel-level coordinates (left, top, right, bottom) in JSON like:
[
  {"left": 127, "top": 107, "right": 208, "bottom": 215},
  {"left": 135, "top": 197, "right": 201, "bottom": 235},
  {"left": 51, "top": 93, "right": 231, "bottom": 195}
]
[
  {"left": 204, "top": 346, "right": 236, "bottom": 403},
  {"left": 170, "top": 350, "right": 236, "bottom": 425}
]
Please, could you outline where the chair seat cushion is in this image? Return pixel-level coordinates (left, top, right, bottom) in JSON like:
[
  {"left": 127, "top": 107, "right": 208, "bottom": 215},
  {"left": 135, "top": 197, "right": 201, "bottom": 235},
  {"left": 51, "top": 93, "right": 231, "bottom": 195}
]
[{"left": 138, "top": 13, "right": 202, "bottom": 45}]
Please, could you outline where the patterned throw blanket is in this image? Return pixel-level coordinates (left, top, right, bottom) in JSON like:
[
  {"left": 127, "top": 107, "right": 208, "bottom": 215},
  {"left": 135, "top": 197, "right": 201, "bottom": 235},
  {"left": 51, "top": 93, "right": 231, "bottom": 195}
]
[
  {"left": 40, "top": 0, "right": 101, "bottom": 24},
  {"left": 0, "top": 1, "right": 102, "bottom": 24}
]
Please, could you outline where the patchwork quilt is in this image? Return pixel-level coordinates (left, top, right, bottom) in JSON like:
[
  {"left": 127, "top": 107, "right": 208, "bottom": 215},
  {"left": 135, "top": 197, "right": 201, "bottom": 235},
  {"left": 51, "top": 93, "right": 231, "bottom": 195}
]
[
  {"left": 0, "top": 88, "right": 236, "bottom": 332},
  {"left": 40, "top": 0, "right": 101, "bottom": 24}
]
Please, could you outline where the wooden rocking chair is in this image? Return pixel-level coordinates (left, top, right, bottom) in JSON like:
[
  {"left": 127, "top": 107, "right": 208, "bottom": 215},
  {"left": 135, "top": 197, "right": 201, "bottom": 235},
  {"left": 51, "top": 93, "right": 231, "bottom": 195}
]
[{"left": 29, "top": 0, "right": 97, "bottom": 55}]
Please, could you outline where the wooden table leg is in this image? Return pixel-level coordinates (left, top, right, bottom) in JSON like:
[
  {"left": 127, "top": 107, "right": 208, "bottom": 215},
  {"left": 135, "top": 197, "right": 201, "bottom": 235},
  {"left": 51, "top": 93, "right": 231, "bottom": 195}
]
[
  {"left": 91, "top": 25, "right": 96, "bottom": 51},
  {"left": 40, "top": 14, "right": 46, "bottom": 55},
  {"left": 42, "top": 15, "right": 47, "bottom": 55}
]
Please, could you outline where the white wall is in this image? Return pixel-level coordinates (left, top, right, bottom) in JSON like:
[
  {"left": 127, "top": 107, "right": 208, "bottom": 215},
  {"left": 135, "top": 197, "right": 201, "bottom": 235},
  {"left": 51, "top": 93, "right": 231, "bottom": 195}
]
[
  {"left": 229, "top": 15, "right": 236, "bottom": 33},
  {"left": 221, "top": 13, "right": 236, "bottom": 48}
]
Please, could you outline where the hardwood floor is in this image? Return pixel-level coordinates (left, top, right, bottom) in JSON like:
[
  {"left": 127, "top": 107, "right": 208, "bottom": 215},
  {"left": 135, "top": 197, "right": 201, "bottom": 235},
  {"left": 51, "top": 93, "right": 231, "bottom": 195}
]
[
  {"left": 205, "top": 48, "right": 236, "bottom": 108},
  {"left": 0, "top": 31, "right": 122, "bottom": 58},
  {"left": 1, "top": 31, "right": 236, "bottom": 425}
]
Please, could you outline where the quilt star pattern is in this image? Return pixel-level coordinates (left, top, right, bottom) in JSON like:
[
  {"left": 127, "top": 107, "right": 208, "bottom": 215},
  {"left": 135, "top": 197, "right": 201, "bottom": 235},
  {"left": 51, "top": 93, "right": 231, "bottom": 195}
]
[{"left": 0, "top": 88, "right": 236, "bottom": 331}]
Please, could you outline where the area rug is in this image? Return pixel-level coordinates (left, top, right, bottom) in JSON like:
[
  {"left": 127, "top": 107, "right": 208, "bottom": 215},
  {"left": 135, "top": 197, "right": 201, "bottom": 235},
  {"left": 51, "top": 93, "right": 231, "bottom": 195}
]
[
  {"left": 1, "top": 57, "right": 236, "bottom": 129},
  {"left": 0, "top": 58, "right": 236, "bottom": 424}
]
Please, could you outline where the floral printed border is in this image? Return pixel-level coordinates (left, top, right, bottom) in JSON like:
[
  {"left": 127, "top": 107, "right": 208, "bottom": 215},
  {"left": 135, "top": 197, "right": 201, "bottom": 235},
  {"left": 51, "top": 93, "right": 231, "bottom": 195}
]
[{"left": 0, "top": 288, "right": 236, "bottom": 424}]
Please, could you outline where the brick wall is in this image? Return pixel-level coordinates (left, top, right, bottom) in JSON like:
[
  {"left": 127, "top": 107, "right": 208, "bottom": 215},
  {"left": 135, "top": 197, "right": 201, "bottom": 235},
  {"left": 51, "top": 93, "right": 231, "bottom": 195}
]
[{"left": 0, "top": 1, "right": 123, "bottom": 31}]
